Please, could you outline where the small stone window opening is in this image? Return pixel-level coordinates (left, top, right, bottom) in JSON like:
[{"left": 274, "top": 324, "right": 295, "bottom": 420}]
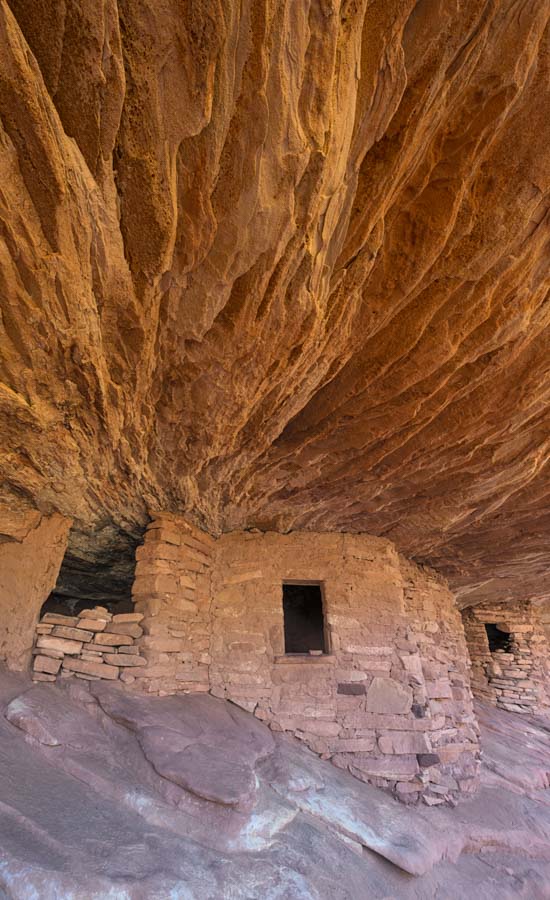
[
  {"left": 485, "top": 623, "right": 512, "bottom": 653},
  {"left": 282, "top": 582, "right": 327, "bottom": 655}
]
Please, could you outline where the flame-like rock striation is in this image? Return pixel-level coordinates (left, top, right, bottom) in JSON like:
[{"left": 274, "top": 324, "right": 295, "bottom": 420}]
[{"left": 0, "top": 0, "right": 549, "bottom": 605}]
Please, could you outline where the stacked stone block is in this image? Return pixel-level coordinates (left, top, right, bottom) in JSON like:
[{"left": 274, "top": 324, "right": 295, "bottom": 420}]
[
  {"left": 462, "top": 600, "right": 550, "bottom": 714},
  {"left": 32, "top": 608, "right": 145, "bottom": 683},
  {"left": 131, "top": 513, "right": 215, "bottom": 694}
]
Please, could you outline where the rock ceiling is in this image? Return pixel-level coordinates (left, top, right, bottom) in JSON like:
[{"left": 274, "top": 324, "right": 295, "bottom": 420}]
[{"left": 0, "top": 0, "right": 549, "bottom": 606}]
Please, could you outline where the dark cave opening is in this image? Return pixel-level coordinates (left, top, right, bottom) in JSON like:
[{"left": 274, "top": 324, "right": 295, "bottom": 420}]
[
  {"left": 40, "top": 523, "right": 145, "bottom": 617},
  {"left": 485, "top": 623, "right": 512, "bottom": 653}
]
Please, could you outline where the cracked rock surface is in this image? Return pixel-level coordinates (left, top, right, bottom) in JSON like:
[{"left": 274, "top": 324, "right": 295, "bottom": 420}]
[
  {"left": 0, "top": 1, "right": 549, "bottom": 605},
  {"left": 1, "top": 670, "right": 550, "bottom": 898}
]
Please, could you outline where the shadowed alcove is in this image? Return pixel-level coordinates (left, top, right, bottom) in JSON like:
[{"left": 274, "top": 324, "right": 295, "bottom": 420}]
[
  {"left": 485, "top": 623, "right": 512, "bottom": 653},
  {"left": 40, "top": 523, "right": 145, "bottom": 617}
]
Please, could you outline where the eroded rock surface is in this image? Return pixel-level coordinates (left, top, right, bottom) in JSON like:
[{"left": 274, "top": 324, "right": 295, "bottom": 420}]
[
  {"left": 1, "top": 671, "right": 550, "bottom": 898},
  {"left": 0, "top": 2, "right": 549, "bottom": 605},
  {"left": 93, "top": 685, "right": 275, "bottom": 811},
  {"left": 0, "top": 514, "right": 70, "bottom": 669}
]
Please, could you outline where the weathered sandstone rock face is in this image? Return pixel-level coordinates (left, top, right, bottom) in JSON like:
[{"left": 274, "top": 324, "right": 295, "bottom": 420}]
[
  {"left": 1, "top": 671, "right": 550, "bottom": 897},
  {"left": 0, "top": 1, "right": 549, "bottom": 607},
  {"left": 0, "top": 513, "right": 70, "bottom": 669}
]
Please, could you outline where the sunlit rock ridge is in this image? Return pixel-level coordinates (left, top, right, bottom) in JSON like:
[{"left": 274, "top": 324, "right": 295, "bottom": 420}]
[{"left": 0, "top": 0, "right": 549, "bottom": 606}]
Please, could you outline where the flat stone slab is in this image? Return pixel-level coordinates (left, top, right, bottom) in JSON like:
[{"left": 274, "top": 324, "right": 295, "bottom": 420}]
[
  {"left": 41, "top": 614, "right": 79, "bottom": 627},
  {"left": 103, "top": 653, "right": 147, "bottom": 667},
  {"left": 77, "top": 619, "right": 107, "bottom": 632},
  {"left": 112, "top": 613, "right": 144, "bottom": 623},
  {"left": 104, "top": 622, "right": 143, "bottom": 637},
  {"left": 37, "top": 635, "right": 83, "bottom": 655},
  {"left": 93, "top": 633, "right": 133, "bottom": 646},
  {"left": 63, "top": 658, "right": 119, "bottom": 680},
  {"left": 51, "top": 625, "right": 94, "bottom": 642},
  {"left": 33, "top": 655, "right": 62, "bottom": 675}
]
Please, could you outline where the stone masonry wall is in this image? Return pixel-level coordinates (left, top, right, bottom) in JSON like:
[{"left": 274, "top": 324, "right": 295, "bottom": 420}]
[
  {"left": 209, "top": 532, "right": 480, "bottom": 805},
  {"left": 131, "top": 513, "right": 215, "bottom": 694},
  {"left": 31, "top": 607, "right": 146, "bottom": 683},
  {"left": 462, "top": 600, "right": 550, "bottom": 715},
  {"left": 400, "top": 559, "right": 480, "bottom": 801}
]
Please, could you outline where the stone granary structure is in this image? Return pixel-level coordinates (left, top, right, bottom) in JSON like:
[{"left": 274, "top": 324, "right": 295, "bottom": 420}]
[
  {"left": 0, "top": 0, "right": 549, "bottom": 854},
  {"left": 125, "top": 513, "right": 481, "bottom": 805},
  {"left": 462, "top": 601, "right": 550, "bottom": 715}
]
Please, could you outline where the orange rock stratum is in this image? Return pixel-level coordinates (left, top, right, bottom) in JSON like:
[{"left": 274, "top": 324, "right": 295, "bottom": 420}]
[{"left": 0, "top": 1, "right": 549, "bottom": 606}]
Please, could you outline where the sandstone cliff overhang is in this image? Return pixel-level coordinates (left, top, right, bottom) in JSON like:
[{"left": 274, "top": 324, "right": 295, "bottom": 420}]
[{"left": 0, "top": 1, "right": 549, "bottom": 607}]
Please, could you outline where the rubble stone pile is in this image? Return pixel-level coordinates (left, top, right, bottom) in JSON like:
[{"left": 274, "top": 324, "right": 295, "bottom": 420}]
[{"left": 32, "top": 608, "right": 146, "bottom": 684}]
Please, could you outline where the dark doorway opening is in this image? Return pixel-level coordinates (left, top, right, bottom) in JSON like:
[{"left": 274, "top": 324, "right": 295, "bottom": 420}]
[
  {"left": 282, "top": 583, "right": 327, "bottom": 654},
  {"left": 485, "top": 623, "right": 512, "bottom": 653}
]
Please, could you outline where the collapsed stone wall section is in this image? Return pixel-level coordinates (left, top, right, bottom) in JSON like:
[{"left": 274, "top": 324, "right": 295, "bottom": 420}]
[
  {"left": 131, "top": 512, "right": 215, "bottom": 694},
  {"left": 462, "top": 601, "right": 550, "bottom": 714},
  {"left": 31, "top": 607, "right": 145, "bottom": 682}
]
